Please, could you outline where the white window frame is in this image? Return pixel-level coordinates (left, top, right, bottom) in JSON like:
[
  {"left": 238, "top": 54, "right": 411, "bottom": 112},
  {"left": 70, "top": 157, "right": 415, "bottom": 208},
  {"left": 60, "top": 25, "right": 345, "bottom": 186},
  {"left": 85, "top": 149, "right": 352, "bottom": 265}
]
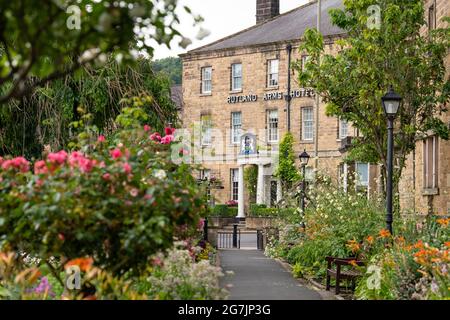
[
  {"left": 231, "top": 168, "right": 239, "bottom": 201},
  {"left": 231, "top": 112, "right": 242, "bottom": 144},
  {"left": 267, "top": 109, "right": 278, "bottom": 143},
  {"left": 339, "top": 119, "right": 348, "bottom": 139},
  {"left": 355, "top": 162, "right": 369, "bottom": 187},
  {"left": 423, "top": 136, "right": 438, "bottom": 189},
  {"left": 302, "top": 107, "right": 314, "bottom": 141},
  {"left": 201, "top": 114, "right": 212, "bottom": 146},
  {"left": 201, "top": 67, "right": 212, "bottom": 94},
  {"left": 231, "top": 63, "right": 242, "bottom": 91},
  {"left": 267, "top": 59, "right": 279, "bottom": 87}
]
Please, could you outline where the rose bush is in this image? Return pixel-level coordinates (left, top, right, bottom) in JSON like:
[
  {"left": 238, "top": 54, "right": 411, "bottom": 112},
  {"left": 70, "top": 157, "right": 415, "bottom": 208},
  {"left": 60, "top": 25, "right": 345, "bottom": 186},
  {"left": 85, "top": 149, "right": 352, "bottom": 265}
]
[{"left": 0, "top": 107, "right": 207, "bottom": 277}]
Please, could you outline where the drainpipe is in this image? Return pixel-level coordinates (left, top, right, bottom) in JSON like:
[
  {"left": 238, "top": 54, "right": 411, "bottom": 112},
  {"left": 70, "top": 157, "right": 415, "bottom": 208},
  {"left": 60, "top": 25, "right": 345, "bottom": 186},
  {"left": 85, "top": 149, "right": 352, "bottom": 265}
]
[
  {"left": 286, "top": 44, "right": 292, "bottom": 132},
  {"left": 314, "top": 0, "right": 321, "bottom": 168}
]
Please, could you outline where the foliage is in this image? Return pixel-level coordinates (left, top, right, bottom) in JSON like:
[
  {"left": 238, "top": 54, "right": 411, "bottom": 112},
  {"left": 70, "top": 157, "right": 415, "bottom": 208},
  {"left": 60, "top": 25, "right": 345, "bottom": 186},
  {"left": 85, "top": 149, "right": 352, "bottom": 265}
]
[
  {"left": 137, "top": 243, "right": 227, "bottom": 300},
  {"left": 295, "top": 0, "right": 450, "bottom": 195},
  {"left": 244, "top": 165, "right": 258, "bottom": 204},
  {"left": 0, "top": 0, "right": 200, "bottom": 103},
  {"left": 250, "top": 204, "right": 277, "bottom": 217},
  {"left": 355, "top": 217, "right": 449, "bottom": 300},
  {"left": 152, "top": 57, "right": 182, "bottom": 85},
  {"left": 0, "top": 108, "right": 206, "bottom": 276},
  {"left": 266, "top": 176, "right": 385, "bottom": 279},
  {"left": 275, "top": 132, "right": 300, "bottom": 192},
  {"left": 0, "top": 59, "right": 179, "bottom": 159},
  {"left": 210, "top": 205, "right": 238, "bottom": 217}
]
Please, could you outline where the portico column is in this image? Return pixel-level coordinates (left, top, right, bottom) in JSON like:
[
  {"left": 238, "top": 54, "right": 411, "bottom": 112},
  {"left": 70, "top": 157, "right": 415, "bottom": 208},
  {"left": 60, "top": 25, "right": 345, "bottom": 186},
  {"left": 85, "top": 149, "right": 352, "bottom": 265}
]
[
  {"left": 237, "top": 164, "right": 245, "bottom": 218},
  {"left": 277, "top": 179, "right": 282, "bottom": 203},
  {"left": 256, "top": 164, "right": 265, "bottom": 204}
]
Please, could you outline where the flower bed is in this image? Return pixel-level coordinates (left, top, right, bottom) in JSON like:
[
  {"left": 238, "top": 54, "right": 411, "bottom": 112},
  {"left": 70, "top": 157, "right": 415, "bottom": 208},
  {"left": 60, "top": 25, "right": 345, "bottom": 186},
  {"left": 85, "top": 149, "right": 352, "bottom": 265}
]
[
  {"left": 265, "top": 176, "right": 449, "bottom": 300},
  {"left": 0, "top": 107, "right": 225, "bottom": 300}
]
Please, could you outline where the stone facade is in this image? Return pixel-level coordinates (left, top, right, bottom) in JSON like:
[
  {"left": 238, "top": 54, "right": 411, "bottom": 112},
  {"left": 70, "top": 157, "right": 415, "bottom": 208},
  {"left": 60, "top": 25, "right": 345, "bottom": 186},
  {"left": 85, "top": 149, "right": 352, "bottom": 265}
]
[
  {"left": 399, "top": 0, "right": 450, "bottom": 215},
  {"left": 181, "top": 0, "right": 449, "bottom": 216}
]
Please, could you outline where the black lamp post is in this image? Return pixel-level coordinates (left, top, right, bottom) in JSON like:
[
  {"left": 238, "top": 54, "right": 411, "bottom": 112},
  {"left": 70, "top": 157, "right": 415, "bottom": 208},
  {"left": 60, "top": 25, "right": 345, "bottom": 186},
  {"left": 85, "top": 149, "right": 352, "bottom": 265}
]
[
  {"left": 381, "top": 86, "right": 402, "bottom": 235},
  {"left": 299, "top": 149, "right": 310, "bottom": 228}
]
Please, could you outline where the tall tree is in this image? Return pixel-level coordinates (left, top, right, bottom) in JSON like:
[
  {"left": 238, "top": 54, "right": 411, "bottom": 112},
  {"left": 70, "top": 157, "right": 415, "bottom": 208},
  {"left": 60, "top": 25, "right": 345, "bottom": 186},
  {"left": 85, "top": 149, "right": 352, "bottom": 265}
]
[
  {"left": 276, "top": 132, "right": 300, "bottom": 193},
  {"left": 0, "top": 0, "right": 200, "bottom": 104},
  {"left": 296, "top": 0, "right": 450, "bottom": 197}
]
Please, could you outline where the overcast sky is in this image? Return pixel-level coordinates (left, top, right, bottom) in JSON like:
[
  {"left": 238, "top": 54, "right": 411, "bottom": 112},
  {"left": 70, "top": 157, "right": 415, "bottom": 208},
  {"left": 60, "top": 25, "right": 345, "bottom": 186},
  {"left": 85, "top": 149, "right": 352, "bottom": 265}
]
[{"left": 153, "top": 0, "right": 309, "bottom": 60}]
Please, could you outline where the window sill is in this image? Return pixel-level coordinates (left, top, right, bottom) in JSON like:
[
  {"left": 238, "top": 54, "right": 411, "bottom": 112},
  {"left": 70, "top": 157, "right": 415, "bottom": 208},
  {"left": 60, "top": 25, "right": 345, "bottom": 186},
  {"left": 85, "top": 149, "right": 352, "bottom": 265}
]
[
  {"left": 265, "top": 86, "right": 279, "bottom": 91},
  {"left": 229, "top": 89, "right": 243, "bottom": 94},
  {"left": 200, "top": 93, "right": 212, "bottom": 97},
  {"left": 300, "top": 140, "right": 314, "bottom": 144},
  {"left": 422, "top": 188, "right": 439, "bottom": 196}
]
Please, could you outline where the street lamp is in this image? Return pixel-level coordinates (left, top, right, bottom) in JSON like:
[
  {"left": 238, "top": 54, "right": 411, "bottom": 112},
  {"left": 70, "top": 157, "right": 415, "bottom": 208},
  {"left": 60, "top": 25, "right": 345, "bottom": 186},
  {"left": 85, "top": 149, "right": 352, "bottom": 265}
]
[
  {"left": 299, "top": 149, "right": 310, "bottom": 229},
  {"left": 381, "top": 86, "right": 402, "bottom": 235}
]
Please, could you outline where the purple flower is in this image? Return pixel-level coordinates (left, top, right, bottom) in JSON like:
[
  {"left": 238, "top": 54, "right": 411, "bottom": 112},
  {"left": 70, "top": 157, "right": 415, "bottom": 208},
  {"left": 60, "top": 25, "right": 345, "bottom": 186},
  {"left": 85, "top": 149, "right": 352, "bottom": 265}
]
[{"left": 33, "top": 277, "right": 55, "bottom": 297}]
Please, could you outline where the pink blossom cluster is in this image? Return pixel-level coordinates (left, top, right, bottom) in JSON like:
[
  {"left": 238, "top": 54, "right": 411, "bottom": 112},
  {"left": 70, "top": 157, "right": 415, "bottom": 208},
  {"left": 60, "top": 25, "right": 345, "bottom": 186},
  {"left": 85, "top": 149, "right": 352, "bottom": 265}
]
[
  {"left": 150, "top": 127, "right": 176, "bottom": 145},
  {"left": 0, "top": 156, "right": 30, "bottom": 173}
]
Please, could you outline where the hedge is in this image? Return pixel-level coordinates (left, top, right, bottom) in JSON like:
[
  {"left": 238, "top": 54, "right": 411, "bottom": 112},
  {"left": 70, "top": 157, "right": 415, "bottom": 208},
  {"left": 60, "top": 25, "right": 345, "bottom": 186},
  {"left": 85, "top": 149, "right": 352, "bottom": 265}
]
[{"left": 210, "top": 204, "right": 238, "bottom": 217}]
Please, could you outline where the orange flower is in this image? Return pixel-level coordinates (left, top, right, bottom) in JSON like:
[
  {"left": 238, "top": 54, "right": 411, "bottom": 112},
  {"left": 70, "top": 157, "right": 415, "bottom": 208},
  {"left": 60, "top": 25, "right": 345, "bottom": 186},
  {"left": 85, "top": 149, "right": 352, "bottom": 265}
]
[
  {"left": 65, "top": 257, "right": 94, "bottom": 272},
  {"left": 444, "top": 242, "right": 450, "bottom": 248},
  {"left": 366, "top": 236, "right": 374, "bottom": 245},
  {"left": 348, "top": 260, "right": 358, "bottom": 267},
  {"left": 346, "top": 239, "right": 361, "bottom": 253},
  {"left": 436, "top": 218, "right": 449, "bottom": 227},
  {"left": 414, "top": 240, "right": 424, "bottom": 249},
  {"left": 378, "top": 229, "right": 391, "bottom": 239}
]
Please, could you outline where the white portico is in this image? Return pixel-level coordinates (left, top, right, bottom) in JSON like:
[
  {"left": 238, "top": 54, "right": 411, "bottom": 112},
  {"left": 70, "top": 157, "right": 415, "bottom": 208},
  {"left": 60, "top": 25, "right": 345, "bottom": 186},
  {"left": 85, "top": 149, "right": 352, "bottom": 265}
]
[{"left": 236, "top": 134, "right": 280, "bottom": 219}]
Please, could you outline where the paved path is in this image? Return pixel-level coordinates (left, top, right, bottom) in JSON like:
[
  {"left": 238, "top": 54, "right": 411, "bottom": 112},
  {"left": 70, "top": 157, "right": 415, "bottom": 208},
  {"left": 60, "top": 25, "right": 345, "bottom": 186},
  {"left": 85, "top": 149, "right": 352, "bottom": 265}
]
[{"left": 219, "top": 250, "right": 322, "bottom": 300}]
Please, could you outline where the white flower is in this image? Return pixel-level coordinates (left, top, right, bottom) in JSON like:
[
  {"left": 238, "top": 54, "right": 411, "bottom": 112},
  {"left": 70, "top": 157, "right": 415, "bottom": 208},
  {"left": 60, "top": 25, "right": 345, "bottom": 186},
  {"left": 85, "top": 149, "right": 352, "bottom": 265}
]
[
  {"left": 78, "top": 48, "right": 100, "bottom": 63},
  {"left": 154, "top": 169, "right": 167, "bottom": 180}
]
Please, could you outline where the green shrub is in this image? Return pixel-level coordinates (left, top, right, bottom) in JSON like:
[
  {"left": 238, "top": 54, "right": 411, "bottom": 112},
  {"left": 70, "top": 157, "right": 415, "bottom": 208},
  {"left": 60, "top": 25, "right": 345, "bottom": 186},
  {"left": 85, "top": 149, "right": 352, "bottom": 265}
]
[
  {"left": 210, "top": 205, "right": 237, "bottom": 217},
  {"left": 0, "top": 110, "right": 206, "bottom": 276}
]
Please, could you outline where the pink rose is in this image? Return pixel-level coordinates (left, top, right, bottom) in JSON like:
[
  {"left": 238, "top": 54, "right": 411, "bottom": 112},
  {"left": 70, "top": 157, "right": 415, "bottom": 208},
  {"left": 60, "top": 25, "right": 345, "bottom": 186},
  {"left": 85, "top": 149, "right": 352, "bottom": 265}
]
[
  {"left": 34, "top": 160, "right": 48, "bottom": 174},
  {"left": 110, "top": 148, "right": 122, "bottom": 159},
  {"left": 102, "top": 173, "right": 111, "bottom": 181},
  {"left": 144, "top": 125, "right": 151, "bottom": 132},
  {"left": 150, "top": 133, "right": 161, "bottom": 142},
  {"left": 48, "top": 150, "right": 68, "bottom": 165},
  {"left": 160, "top": 134, "right": 174, "bottom": 145},
  {"left": 97, "top": 135, "right": 106, "bottom": 143},
  {"left": 123, "top": 162, "right": 132, "bottom": 174},
  {"left": 165, "top": 127, "right": 175, "bottom": 135},
  {"left": 2, "top": 157, "right": 30, "bottom": 172}
]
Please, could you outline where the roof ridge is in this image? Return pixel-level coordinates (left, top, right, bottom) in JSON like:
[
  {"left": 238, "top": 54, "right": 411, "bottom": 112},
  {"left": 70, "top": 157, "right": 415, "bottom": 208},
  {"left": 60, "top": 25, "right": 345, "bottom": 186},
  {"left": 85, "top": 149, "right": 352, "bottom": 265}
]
[{"left": 186, "top": 0, "right": 319, "bottom": 54}]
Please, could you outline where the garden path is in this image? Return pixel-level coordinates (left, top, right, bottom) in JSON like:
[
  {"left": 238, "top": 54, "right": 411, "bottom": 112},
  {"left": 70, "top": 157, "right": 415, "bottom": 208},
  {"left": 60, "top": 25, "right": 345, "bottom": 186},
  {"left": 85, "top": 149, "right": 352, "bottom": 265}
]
[{"left": 219, "top": 250, "right": 322, "bottom": 300}]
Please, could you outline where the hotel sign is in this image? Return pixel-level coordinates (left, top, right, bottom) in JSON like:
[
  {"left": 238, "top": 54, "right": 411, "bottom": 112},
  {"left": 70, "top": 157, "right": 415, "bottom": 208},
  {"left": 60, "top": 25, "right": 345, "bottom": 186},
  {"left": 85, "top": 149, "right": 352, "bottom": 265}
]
[{"left": 227, "top": 89, "right": 314, "bottom": 104}]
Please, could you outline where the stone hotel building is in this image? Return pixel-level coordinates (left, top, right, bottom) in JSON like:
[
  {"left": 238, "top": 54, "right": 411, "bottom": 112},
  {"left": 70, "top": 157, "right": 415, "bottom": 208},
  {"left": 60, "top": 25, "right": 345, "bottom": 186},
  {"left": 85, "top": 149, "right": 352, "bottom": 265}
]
[{"left": 180, "top": 0, "right": 450, "bottom": 217}]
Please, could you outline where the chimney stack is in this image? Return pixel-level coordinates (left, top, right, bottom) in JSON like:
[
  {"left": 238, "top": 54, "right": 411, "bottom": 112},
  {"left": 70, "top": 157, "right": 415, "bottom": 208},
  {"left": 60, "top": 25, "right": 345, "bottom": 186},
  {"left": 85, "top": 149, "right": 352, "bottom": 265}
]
[{"left": 256, "top": 0, "right": 280, "bottom": 24}]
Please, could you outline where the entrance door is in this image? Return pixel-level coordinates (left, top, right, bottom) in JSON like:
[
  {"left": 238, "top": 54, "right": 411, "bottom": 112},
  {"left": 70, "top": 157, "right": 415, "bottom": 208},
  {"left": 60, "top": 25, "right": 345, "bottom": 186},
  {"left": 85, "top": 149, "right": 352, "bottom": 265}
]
[{"left": 270, "top": 180, "right": 277, "bottom": 207}]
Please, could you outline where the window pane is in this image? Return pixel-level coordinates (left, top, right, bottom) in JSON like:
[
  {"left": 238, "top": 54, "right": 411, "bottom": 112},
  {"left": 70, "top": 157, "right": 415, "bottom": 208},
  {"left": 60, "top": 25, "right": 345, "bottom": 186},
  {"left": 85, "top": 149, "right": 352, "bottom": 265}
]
[
  {"left": 231, "top": 112, "right": 242, "bottom": 144},
  {"left": 267, "top": 110, "right": 278, "bottom": 142},
  {"left": 232, "top": 64, "right": 242, "bottom": 90},
  {"left": 356, "top": 163, "right": 369, "bottom": 186},
  {"left": 302, "top": 107, "right": 314, "bottom": 141},
  {"left": 201, "top": 115, "right": 212, "bottom": 145},
  {"left": 267, "top": 59, "right": 279, "bottom": 87},
  {"left": 339, "top": 119, "right": 348, "bottom": 139},
  {"left": 202, "top": 67, "right": 212, "bottom": 93}
]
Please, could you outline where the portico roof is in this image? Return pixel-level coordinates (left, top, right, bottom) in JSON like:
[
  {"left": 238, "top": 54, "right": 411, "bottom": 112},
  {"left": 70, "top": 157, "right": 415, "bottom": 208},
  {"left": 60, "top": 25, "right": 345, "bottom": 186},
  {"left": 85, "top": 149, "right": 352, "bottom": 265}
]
[{"left": 185, "top": 0, "right": 344, "bottom": 55}]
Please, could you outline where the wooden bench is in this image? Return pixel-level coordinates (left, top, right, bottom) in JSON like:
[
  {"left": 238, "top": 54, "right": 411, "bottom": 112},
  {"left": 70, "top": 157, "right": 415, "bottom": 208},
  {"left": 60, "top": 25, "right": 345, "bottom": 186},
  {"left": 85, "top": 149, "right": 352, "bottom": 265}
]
[{"left": 325, "top": 256, "right": 364, "bottom": 294}]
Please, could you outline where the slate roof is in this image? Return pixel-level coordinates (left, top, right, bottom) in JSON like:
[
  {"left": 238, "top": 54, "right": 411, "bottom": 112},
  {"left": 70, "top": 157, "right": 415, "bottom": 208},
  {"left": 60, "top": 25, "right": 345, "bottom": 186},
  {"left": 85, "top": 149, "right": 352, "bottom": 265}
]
[{"left": 187, "top": 0, "right": 344, "bottom": 55}]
